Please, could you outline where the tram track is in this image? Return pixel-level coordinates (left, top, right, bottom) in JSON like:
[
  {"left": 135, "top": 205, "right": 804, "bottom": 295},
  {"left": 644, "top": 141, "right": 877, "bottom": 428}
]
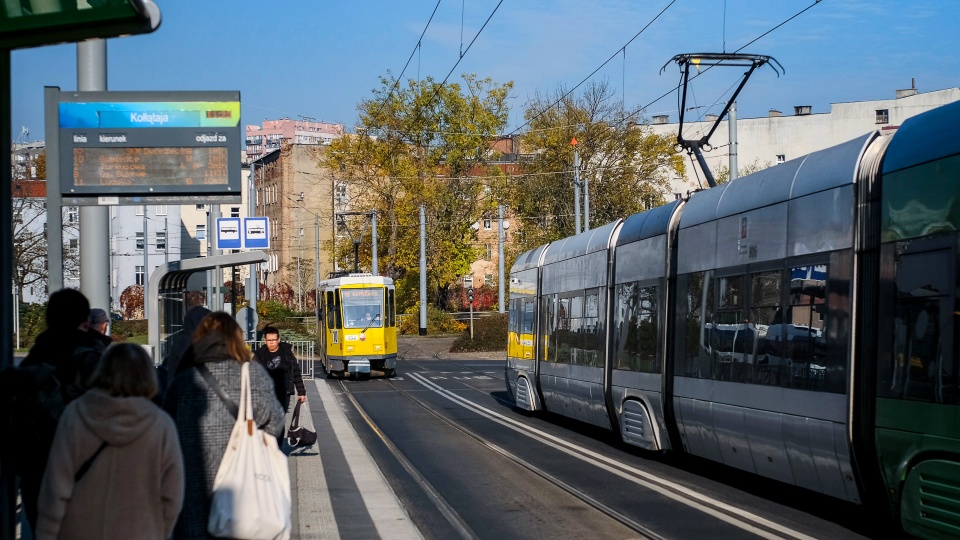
[{"left": 339, "top": 373, "right": 664, "bottom": 540}]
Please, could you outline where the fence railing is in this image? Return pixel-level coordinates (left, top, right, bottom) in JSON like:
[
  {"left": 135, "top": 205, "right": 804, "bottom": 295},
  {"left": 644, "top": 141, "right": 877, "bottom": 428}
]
[{"left": 247, "top": 340, "right": 317, "bottom": 379}]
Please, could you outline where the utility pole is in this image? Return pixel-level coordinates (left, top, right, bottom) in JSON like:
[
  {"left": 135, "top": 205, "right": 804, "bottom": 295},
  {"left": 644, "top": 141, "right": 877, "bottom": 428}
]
[
  {"left": 419, "top": 205, "right": 427, "bottom": 336},
  {"left": 78, "top": 40, "right": 110, "bottom": 314},
  {"left": 573, "top": 139, "right": 581, "bottom": 235},
  {"left": 729, "top": 101, "right": 738, "bottom": 182},
  {"left": 371, "top": 211, "right": 378, "bottom": 275},
  {"left": 497, "top": 205, "right": 505, "bottom": 313},
  {"left": 248, "top": 162, "right": 258, "bottom": 323},
  {"left": 142, "top": 207, "right": 148, "bottom": 318}
]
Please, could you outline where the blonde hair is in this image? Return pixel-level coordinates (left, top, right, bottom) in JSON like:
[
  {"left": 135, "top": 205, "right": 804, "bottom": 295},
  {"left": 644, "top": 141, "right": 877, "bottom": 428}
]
[
  {"left": 192, "top": 311, "right": 251, "bottom": 363},
  {"left": 90, "top": 343, "right": 159, "bottom": 398}
]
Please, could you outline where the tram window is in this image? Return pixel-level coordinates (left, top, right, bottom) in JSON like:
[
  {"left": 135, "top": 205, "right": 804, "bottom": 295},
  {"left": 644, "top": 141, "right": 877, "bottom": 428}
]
[
  {"left": 711, "top": 275, "right": 744, "bottom": 381},
  {"left": 508, "top": 299, "right": 519, "bottom": 334},
  {"left": 676, "top": 271, "right": 714, "bottom": 378},
  {"left": 786, "top": 265, "right": 829, "bottom": 391},
  {"left": 614, "top": 282, "right": 659, "bottom": 372},
  {"left": 583, "top": 290, "right": 603, "bottom": 367},
  {"left": 522, "top": 300, "right": 535, "bottom": 334},
  {"left": 326, "top": 291, "right": 341, "bottom": 329},
  {"left": 749, "top": 271, "right": 782, "bottom": 385},
  {"left": 542, "top": 295, "right": 556, "bottom": 362},
  {"left": 341, "top": 288, "right": 384, "bottom": 328},
  {"left": 387, "top": 289, "right": 396, "bottom": 327}
]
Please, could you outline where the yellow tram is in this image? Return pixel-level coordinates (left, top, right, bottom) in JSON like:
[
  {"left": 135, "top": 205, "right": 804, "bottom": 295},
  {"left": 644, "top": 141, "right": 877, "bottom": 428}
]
[{"left": 318, "top": 273, "right": 398, "bottom": 378}]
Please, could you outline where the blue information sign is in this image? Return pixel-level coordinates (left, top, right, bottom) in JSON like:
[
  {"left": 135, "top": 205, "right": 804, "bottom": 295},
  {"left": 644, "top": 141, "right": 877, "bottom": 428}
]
[
  {"left": 216, "top": 217, "right": 242, "bottom": 249},
  {"left": 244, "top": 217, "right": 270, "bottom": 249}
]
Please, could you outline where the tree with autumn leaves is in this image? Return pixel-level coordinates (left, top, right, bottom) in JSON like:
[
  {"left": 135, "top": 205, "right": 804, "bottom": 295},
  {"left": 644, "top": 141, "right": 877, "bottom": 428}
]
[
  {"left": 325, "top": 75, "right": 684, "bottom": 312},
  {"left": 510, "top": 81, "right": 684, "bottom": 253},
  {"left": 323, "top": 73, "right": 513, "bottom": 310}
]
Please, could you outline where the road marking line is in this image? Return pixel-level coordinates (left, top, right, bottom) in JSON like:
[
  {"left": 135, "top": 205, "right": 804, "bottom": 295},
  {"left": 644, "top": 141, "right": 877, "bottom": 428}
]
[{"left": 408, "top": 372, "right": 815, "bottom": 540}]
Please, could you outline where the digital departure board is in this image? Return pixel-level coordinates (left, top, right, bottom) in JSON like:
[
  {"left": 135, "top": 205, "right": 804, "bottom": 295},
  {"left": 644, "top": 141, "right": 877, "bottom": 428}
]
[
  {"left": 52, "top": 90, "right": 242, "bottom": 204},
  {"left": 72, "top": 147, "right": 229, "bottom": 187}
]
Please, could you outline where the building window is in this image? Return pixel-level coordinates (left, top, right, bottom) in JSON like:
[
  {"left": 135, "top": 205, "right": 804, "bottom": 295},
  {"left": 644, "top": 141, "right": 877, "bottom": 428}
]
[
  {"left": 135, "top": 266, "right": 145, "bottom": 286},
  {"left": 483, "top": 217, "right": 492, "bottom": 230},
  {"left": 156, "top": 231, "right": 166, "bottom": 251},
  {"left": 67, "top": 208, "right": 78, "bottom": 223},
  {"left": 777, "top": 154, "right": 786, "bottom": 163},
  {"left": 876, "top": 109, "right": 890, "bottom": 124},
  {"left": 68, "top": 238, "right": 78, "bottom": 250},
  {"left": 136, "top": 205, "right": 145, "bottom": 216},
  {"left": 196, "top": 204, "right": 205, "bottom": 210},
  {"left": 155, "top": 205, "right": 167, "bottom": 216},
  {"left": 231, "top": 207, "right": 240, "bottom": 218},
  {"left": 485, "top": 244, "right": 492, "bottom": 260},
  {"left": 136, "top": 232, "right": 144, "bottom": 250},
  {"left": 484, "top": 274, "right": 495, "bottom": 286},
  {"left": 196, "top": 224, "right": 206, "bottom": 240}
]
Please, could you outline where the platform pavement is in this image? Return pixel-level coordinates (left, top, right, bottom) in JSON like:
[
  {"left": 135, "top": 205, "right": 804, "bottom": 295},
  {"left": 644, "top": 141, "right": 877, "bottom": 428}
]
[{"left": 287, "top": 336, "right": 503, "bottom": 539}]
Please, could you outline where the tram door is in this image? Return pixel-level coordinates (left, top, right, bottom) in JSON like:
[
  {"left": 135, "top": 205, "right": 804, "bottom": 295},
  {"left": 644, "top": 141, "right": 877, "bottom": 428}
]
[{"left": 889, "top": 248, "right": 956, "bottom": 402}]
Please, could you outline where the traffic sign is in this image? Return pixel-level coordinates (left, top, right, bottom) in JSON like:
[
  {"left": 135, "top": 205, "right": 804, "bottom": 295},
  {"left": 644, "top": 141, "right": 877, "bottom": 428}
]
[
  {"left": 244, "top": 217, "right": 269, "bottom": 249},
  {"left": 216, "top": 217, "right": 241, "bottom": 249}
]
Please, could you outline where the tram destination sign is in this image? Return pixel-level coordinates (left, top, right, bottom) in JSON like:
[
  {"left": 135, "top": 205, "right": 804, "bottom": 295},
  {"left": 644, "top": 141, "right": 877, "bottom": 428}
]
[{"left": 54, "top": 90, "right": 241, "bottom": 204}]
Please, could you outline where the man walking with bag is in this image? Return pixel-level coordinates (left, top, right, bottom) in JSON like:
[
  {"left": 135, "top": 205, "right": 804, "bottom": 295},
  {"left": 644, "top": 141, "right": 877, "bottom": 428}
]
[{"left": 254, "top": 326, "right": 306, "bottom": 445}]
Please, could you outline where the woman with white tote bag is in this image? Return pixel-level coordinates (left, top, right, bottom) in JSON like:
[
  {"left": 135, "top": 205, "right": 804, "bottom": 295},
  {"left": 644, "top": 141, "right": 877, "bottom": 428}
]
[{"left": 165, "top": 312, "right": 287, "bottom": 539}]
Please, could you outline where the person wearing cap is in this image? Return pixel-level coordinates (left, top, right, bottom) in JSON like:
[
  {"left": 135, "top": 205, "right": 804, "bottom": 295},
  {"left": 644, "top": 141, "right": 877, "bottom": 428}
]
[{"left": 87, "top": 308, "right": 112, "bottom": 350}]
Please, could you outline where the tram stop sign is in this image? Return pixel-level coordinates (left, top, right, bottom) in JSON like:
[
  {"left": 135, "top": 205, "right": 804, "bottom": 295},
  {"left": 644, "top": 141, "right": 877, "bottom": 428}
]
[
  {"left": 0, "top": 0, "right": 161, "bottom": 50},
  {"left": 467, "top": 287, "right": 475, "bottom": 303}
]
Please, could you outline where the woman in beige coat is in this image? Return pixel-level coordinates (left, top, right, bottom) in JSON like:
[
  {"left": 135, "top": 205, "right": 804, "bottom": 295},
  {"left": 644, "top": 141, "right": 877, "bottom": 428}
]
[{"left": 36, "top": 343, "right": 185, "bottom": 540}]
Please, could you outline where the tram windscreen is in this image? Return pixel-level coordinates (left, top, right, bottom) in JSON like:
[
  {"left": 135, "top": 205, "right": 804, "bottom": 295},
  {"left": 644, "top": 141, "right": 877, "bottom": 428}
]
[{"left": 341, "top": 288, "right": 383, "bottom": 329}]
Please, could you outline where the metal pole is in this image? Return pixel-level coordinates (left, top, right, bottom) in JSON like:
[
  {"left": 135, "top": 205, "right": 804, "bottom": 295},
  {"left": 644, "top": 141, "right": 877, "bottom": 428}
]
[
  {"left": 44, "top": 87, "right": 63, "bottom": 294},
  {"left": 211, "top": 205, "right": 221, "bottom": 309},
  {"left": 497, "top": 204, "right": 505, "bottom": 313},
  {"left": 248, "top": 163, "right": 257, "bottom": 319},
  {"left": 78, "top": 40, "right": 110, "bottom": 314},
  {"left": 729, "top": 100, "right": 738, "bottom": 182},
  {"left": 583, "top": 157, "right": 590, "bottom": 232},
  {"left": 419, "top": 205, "right": 427, "bottom": 335},
  {"left": 206, "top": 208, "right": 212, "bottom": 307},
  {"left": 314, "top": 215, "right": 320, "bottom": 340},
  {"left": 371, "top": 211, "right": 378, "bottom": 276},
  {"left": 469, "top": 300, "right": 474, "bottom": 339},
  {"left": 573, "top": 149, "right": 581, "bottom": 235},
  {"left": 1, "top": 49, "right": 15, "bottom": 540},
  {"left": 143, "top": 207, "right": 149, "bottom": 318},
  {"left": 297, "top": 230, "right": 303, "bottom": 312},
  {"left": 164, "top": 217, "right": 168, "bottom": 263}
]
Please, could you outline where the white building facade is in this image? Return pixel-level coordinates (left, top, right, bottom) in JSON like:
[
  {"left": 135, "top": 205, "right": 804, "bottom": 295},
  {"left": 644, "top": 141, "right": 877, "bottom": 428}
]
[{"left": 649, "top": 87, "right": 960, "bottom": 197}]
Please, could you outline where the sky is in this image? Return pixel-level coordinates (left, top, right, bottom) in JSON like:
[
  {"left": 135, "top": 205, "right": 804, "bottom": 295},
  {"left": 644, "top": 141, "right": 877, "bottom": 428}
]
[{"left": 10, "top": 0, "right": 959, "bottom": 142}]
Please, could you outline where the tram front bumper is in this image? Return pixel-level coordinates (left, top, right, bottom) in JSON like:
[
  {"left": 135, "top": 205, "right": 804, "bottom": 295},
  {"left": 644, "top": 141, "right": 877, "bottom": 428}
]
[{"left": 347, "top": 359, "right": 371, "bottom": 374}]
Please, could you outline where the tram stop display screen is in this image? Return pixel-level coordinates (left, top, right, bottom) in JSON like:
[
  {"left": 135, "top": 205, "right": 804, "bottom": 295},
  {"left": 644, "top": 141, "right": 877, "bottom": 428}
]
[{"left": 56, "top": 90, "right": 241, "bottom": 199}]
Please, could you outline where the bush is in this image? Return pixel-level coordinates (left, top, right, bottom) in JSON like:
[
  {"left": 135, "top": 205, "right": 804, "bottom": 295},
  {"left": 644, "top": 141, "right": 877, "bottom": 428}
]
[
  {"left": 257, "top": 299, "right": 293, "bottom": 322},
  {"left": 398, "top": 303, "right": 465, "bottom": 335},
  {"left": 450, "top": 312, "right": 507, "bottom": 352},
  {"left": 112, "top": 319, "right": 148, "bottom": 340}
]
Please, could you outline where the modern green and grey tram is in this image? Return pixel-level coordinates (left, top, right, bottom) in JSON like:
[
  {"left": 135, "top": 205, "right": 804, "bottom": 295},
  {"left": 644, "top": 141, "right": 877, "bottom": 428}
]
[{"left": 506, "top": 100, "right": 960, "bottom": 539}]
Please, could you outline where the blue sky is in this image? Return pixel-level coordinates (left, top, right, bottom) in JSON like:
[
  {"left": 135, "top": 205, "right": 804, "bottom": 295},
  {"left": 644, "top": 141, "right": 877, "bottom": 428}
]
[{"left": 11, "top": 0, "right": 958, "bottom": 141}]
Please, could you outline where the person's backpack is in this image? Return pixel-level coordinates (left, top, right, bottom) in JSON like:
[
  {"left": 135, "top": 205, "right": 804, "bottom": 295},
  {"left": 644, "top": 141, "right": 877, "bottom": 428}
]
[{"left": 0, "top": 363, "right": 66, "bottom": 474}]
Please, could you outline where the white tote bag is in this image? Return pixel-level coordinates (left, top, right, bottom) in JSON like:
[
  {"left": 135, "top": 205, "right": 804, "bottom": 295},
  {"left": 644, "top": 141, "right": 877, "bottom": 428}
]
[{"left": 208, "top": 362, "right": 292, "bottom": 540}]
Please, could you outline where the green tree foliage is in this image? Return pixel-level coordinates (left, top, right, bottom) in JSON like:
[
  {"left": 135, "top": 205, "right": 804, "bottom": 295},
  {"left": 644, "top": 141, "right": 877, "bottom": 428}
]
[
  {"left": 322, "top": 73, "right": 513, "bottom": 311},
  {"left": 510, "top": 81, "right": 684, "bottom": 254}
]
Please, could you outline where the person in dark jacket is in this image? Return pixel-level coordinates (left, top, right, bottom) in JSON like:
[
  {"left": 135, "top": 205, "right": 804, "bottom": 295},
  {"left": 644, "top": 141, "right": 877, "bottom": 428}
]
[
  {"left": 17, "top": 288, "right": 104, "bottom": 535},
  {"left": 253, "top": 326, "right": 306, "bottom": 414},
  {"left": 164, "top": 312, "right": 284, "bottom": 539},
  {"left": 158, "top": 306, "right": 211, "bottom": 395}
]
